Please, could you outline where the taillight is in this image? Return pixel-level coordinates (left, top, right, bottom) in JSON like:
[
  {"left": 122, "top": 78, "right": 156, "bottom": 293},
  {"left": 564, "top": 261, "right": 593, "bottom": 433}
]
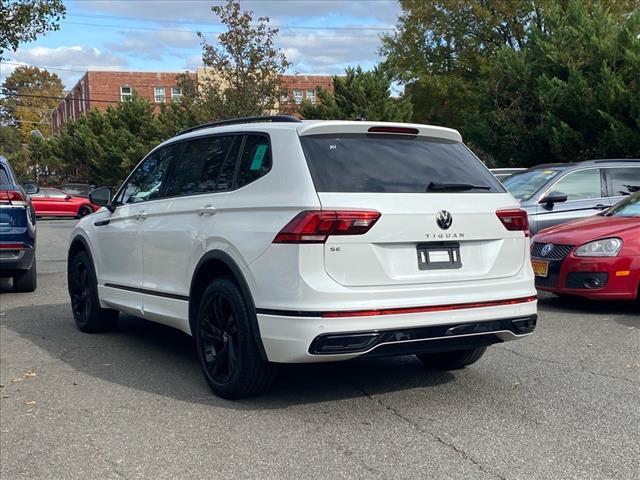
[
  {"left": 273, "top": 210, "right": 381, "bottom": 244},
  {"left": 496, "top": 209, "right": 529, "bottom": 237},
  {"left": 0, "top": 190, "right": 27, "bottom": 207}
]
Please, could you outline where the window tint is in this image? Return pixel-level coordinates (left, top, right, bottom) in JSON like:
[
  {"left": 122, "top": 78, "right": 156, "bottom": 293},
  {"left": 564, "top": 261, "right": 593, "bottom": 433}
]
[
  {"left": 608, "top": 167, "right": 640, "bottom": 196},
  {"left": 551, "top": 169, "right": 602, "bottom": 201},
  {"left": 0, "top": 166, "right": 10, "bottom": 185},
  {"left": 118, "top": 144, "right": 177, "bottom": 204},
  {"left": 217, "top": 137, "right": 242, "bottom": 191},
  {"left": 300, "top": 134, "right": 504, "bottom": 193},
  {"left": 236, "top": 135, "right": 272, "bottom": 188},
  {"left": 167, "top": 135, "right": 238, "bottom": 196}
]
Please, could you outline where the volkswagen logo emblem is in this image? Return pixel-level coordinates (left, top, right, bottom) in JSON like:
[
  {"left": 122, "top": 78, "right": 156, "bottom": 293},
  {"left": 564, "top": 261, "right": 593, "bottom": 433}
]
[
  {"left": 540, "top": 243, "right": 554, "bottom": 256},
  {"left": 436, "top": 210, "right": 453, "bottom": 230}
]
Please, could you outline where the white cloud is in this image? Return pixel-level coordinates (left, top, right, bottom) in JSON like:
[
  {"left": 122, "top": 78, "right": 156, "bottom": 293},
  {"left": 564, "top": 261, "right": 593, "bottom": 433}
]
[
  {"left": 107, "top": 30, "right": 201, "bottom": 60},
  {"left": 6, "top": 46, "right": 128, "bottom": 88}
]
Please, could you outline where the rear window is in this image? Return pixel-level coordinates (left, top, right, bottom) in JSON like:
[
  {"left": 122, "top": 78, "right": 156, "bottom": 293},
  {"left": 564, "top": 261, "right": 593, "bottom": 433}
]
[{"left": 299, "top": 134, "right": 504, "bottom": 193}]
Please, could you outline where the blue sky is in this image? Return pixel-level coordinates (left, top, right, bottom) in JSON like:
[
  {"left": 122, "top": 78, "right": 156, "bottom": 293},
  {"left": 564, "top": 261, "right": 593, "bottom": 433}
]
[{"left": 1, "top": 0, "right": 401, "bottom": 89}]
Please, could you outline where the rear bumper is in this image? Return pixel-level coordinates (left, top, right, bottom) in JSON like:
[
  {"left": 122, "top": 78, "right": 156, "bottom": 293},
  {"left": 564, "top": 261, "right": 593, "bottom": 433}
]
[
  {"left": 256, "top": 300, "right": 537, "bottom": 363},
  {"left": 0, "top": 246, "right": 35, "bottom": 274}
]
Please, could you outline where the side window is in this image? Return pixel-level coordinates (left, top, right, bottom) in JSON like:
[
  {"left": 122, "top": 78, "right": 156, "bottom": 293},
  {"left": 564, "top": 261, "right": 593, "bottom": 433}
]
[
  {"left": 236, "top": 135, "right": 272, "bottom": 188},
  {"left": 608, "top": 167, "right": 640, "bottom": 196},
  {"left": 117, "top": 144, "right": 177, "bottom": 204},
  {"left": 166, "top": 135, "right": 238, "bottom": 197},
  {"left": 551, "top": 169, "right": 602, "bottom": 201},
  {"left": 48, "top": 190, "right": 67, "bottom": 199},
  {"left": 217, "top": 137, "right": 241, "bottom": 191}
]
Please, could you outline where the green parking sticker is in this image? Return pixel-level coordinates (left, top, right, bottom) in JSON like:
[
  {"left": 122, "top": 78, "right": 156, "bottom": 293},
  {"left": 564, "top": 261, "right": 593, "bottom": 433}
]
[{"left": 250, "top": 144, "right": 268, "bottom": 170}]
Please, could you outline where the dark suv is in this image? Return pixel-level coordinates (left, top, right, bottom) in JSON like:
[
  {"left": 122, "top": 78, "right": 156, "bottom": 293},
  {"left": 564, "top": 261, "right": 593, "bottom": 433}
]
[
  {"left": 503, "top": 159, "right": 640, "bottom": 234},
  {"left": 0, "top": 156, "right": 38, "bottom": 291}
]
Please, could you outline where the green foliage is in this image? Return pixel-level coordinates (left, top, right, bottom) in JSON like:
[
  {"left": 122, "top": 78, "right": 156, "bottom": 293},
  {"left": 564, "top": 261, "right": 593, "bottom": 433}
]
[
  {"left": 0, "top": 0, "right": 66, "bottom": 60},
  {"left": 1, "top": 65, "right": 64, "bottom": 140},
  {"left": 197, "top": 0, "right": 290, "bottom": 118},
  {"left": 300, "top": 66, "right": 412, "bottom": 122},
  {"left": 382, "top": 0, "right": 640, "bottom": 166}
]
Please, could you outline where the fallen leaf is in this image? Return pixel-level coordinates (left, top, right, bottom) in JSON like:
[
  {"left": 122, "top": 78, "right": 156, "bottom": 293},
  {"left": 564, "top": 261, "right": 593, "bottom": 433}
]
[
  {"left": 24, "top": 371, "right": 36, "bottom": 379},
  {"left": 1, "top": 395, "right": 9, "bottom": 399},
  {"left": 24, "top": 400, "right": 36, "bottom": 406},
  {"left": 0, "top": 384, "right": 4, "bottom": 388},
  {"left": 10, "top": 378, "right": 22, "bottom": 383},
  {"left": 586, "top": 343, "right": 593, "bottom": 347}
]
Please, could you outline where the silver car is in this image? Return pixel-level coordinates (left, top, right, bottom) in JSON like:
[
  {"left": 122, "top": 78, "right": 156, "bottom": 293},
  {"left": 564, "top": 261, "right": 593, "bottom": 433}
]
[{"left": 502, "top": 159, "right": 640, "bottom": 234}]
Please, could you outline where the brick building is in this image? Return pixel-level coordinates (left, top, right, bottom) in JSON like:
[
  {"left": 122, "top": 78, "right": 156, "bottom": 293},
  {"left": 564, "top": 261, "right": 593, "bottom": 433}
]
[{"left": 51, "top": 70, "right": 334, "bottom": 134}]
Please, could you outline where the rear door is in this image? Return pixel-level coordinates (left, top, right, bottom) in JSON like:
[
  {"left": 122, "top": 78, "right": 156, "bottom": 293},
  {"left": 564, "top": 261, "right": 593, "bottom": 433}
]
[
  {"left": 535, "top": 167, "right": 609, "bottom": 231},
  {"left": 604, "top": 165, "right": 640, "bottom": 206},
  {"left": 299, "top": 130, "right": 526, "bottom": 287}
]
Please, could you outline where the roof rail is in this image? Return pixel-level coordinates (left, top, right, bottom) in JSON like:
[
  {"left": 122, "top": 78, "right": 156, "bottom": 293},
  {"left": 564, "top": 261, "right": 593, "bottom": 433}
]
[
  {"left": 176, "top": 115, "right": 302, "bottom": 136},
  {"left": 592, "top": 158, "right": 640, "bottom": 164}
]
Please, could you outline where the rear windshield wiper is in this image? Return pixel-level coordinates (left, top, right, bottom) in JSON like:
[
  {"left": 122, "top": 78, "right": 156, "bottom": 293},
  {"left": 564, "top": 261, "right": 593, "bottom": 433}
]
[{"left": 426, "top": 182, "right": 492, "bottom": 192}]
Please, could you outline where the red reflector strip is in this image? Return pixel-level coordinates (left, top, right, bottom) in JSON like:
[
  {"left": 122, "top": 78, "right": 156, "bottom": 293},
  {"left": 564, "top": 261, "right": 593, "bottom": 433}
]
[
  {"left": 0, "top": 243, "right": 27, "bottom": 250},
  {"left": 367, "top": 126, "right": 419, "bottom": 135},
  {"left": 320, "top": 296, "right": 537, "bottom": 318}
]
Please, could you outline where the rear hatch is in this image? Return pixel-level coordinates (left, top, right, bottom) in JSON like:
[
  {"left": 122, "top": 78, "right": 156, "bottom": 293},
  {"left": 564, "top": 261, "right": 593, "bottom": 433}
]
[{"left": 297, "top": 122, "right": 528, "bottom": 287}]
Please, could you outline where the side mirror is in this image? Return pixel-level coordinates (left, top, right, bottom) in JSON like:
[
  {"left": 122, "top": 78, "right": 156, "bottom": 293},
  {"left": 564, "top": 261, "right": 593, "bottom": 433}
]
[
  {"left": 89, "top": 187, "right": 114, "bottom": 212},
  {"left": 23, "top": 183, "right": 39, "bottom": 195},
  {"left": 65, "top": 194, "right": 72, "bottom": 200},
  {"left": 540, "top": 191, "right": 568, "bottom": 208}
]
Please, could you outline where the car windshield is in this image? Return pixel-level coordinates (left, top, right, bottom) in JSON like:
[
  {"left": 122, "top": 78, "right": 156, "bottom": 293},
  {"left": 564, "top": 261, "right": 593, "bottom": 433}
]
[
  {"left": 606, "top": 193, "right": 640, "bottom": 217},
  {"left": 503, "top": 168, "right": 563, "bottom": 201}
]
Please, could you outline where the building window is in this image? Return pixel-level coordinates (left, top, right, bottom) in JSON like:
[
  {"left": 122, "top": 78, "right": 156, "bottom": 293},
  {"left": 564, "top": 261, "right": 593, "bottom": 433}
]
[
  {"left": 171, "top": 87, "right": 182, "bottom": 102},
  {"left": 155, "top": 87, "right": 165, "bottom": 103},
  {"left": 292, "top": 89, "right": 303, "bottom": 104},
  {"left": 306, "top": 89, "right": 316, "bottom": 103},
  {"left": 120, "top": 86, "right": 133, "bottom": 102}
]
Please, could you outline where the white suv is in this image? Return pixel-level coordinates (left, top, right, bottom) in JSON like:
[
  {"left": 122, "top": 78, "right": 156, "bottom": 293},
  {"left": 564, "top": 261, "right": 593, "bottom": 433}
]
[{"left": 67, "top": 116, "right": 537, "bottom": 398}]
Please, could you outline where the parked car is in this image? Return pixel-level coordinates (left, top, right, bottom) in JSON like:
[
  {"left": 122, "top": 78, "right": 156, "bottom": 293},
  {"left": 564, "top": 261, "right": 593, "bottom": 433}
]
[
  {"left": 67, "top": 116, "right": 537, "bottom": 399},
  {"left": 0, "top": 156, "right": 38, "bottom": 292},
  {"left": 503, "top": 159, "right": 640, "bottom": 235},
  {"left": 531, "top": 192, "right": 640, "bottom": 301},
  {"left": 30, "top": 187, "right": 98, "bottom": 218},
  {"left": 490, "top": 168, "right": 526, "bottom": 181},
  {"left": 61, "top": 183, "right": 95, "bottom": 198}
]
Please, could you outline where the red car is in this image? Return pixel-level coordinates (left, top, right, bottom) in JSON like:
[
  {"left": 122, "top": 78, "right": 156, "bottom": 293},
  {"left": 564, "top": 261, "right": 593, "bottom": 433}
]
[
  {"left": 531, "top": 192, "right": 640, "bottom": 301},
  {"left": 30, "top": 187, "right": 98, "bottom": 218}
]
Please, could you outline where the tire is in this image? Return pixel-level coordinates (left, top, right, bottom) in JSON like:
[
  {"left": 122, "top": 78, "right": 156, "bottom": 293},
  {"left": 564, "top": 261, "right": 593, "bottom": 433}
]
[
  {"left": 416, "top": 347, "right": 487, "bottom": 371},
  {"left": 195, "top": 277, "right": 276, "bottom": 399},
  {"left": 77, "top": 205, "right": 93, "bottom": 218},
  {"left": 13, "top": 260, "right": 37, "bottom": 292},
  {"left": 68, "top": 250, "right": 118, "bottom": 332}
]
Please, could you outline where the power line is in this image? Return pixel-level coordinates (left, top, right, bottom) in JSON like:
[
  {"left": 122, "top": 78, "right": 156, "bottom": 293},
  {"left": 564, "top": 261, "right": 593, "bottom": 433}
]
[
  {"left": 66, "top": 12, "right": 394, "bottom": 31},
  {"left": 62, "top": 20, "right": 387, "bottom": 37}
]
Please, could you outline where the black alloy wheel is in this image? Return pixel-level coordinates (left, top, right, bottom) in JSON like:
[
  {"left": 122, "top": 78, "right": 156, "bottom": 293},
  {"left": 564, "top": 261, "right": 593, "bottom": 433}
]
[
  {"left": 200, "top": 292, "right": 239, "bottom": 385},
  {"left": 68, "top": 251, "right": 118, "bottom": 332},
  {"left": 195, "top": 278, "right": 276, "bottom": 399}
]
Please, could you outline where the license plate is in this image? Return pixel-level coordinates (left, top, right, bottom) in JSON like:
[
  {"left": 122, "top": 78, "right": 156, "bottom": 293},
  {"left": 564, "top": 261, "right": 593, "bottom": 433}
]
[
  {"left": 531, "top": 259, "right": 549, "bottom": 277},
  {"left": 417, "top": 242, "right": 462, "bottom": 270}
]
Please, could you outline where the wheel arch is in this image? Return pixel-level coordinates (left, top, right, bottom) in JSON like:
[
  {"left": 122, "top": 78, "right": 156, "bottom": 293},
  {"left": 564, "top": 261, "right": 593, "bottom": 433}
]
[
  {"left": 67, "top": 234, "right": 96, "bottom": 286},
  {"left": 189, "top": 250, "right": 267, "bottom": 361}
]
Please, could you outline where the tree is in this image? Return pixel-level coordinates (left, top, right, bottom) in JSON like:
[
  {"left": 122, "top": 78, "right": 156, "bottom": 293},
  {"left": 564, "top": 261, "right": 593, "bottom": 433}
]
[
  {"left": 0, "top": 0, "right": 66, "bottom": 60},
  {"left": 1, "top": 66, "right": 64, "bottom": 140},
  {"left": 197, "top": 0, "right": 290, "bottom": 119},
  {"left": 300, "top": 66, "right": 412, "bottom": 122}
]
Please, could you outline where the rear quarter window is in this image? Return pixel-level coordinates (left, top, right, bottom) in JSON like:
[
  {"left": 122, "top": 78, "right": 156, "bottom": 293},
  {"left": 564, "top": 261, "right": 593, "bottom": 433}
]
[
  {"left": 299, "top": 134, "right": 504, "bottom": 193},
  {"left": 0, "top": 166, "right": 11, "bottom": 186}
]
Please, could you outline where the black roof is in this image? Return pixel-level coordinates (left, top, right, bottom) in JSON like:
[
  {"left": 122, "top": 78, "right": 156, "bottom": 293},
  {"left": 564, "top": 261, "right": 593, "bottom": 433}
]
[{"left": 176, "top": 115, "right": 302, "bottom": 136}]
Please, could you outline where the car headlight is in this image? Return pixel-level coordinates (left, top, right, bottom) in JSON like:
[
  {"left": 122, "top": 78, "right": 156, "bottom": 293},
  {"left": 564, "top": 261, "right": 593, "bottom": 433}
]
[{"left": 574, "top": 238, "right": 622, "bottom": 257}]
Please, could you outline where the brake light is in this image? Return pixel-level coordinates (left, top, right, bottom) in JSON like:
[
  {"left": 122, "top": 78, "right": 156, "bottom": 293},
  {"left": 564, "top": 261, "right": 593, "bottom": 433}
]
[
  {"left": 496, "top": 209, "right": 529, "bottom": 237},
  {"left": 0, "top": 190, "right": 27, "bottom": 207},
  {"left": 0, "top": 243, "right": 27, "bottom": 250},
  {"left": 368, "top": 126, "right": 419, "bottom": 135},
  {"left": 273, "top": 210, "right": 381, "bottom": 244}
]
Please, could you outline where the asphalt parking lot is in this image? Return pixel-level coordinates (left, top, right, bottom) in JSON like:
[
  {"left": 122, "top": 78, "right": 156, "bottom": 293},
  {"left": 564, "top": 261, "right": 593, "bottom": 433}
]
[{"left": 1, "top": 219, "right": 638, "bottom": 480}]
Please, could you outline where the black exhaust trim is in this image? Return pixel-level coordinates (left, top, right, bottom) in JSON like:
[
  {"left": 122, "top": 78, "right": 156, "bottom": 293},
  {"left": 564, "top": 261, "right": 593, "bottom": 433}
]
[{"left": 308, "top": 315, "right": 537, "bottom": 355}]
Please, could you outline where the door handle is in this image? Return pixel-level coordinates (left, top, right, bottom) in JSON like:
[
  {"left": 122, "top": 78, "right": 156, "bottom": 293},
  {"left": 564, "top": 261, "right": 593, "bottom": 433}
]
[
  {"left": 593, "top": 204, "right": 608, "bottom": 210},
  {"left": 136, "top": 212, "right": 147, "bottom": 221},
  {"left": 198, "top": 205, "right": 216, "bottom": 216}
]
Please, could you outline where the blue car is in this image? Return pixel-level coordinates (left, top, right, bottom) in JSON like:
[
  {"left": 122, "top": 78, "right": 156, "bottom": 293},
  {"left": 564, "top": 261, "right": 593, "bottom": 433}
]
[{"left": 0, "top": 156, "right": 38, "bottom": 291}]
